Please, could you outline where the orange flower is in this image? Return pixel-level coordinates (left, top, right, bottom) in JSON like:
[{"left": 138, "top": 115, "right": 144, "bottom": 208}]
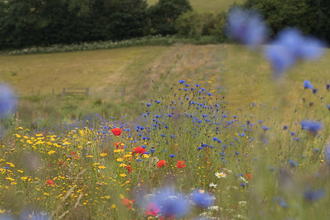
[
  {"left": 176, "top": 161, "right": 186, "bottom": 168},
  {"left": 157, "top": 160, "right": 167, "bottom": 168},
  {"left": 246, "top": 174, "right": 252, "bottom": 180},
  {"left": 122, "top": 198, "right": 134, "bottom": 209},
  {"left": 46, "top": 179, "right": 54, "bottom": 186},
  {"left": 111, "top": 128, "right": 122, "bottom": 136}
]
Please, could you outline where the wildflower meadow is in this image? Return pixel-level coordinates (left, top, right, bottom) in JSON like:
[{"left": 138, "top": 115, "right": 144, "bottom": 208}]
[{"left": 0, "top": 7, "right": 330, "bottom": 220}]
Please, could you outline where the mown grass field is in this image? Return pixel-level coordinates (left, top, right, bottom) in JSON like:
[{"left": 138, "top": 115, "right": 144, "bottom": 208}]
[
  {"left": 146, "top": 0, "right": 245, "bottom": 11},
  {"left": 0, "top": 44, "right": 329, "bottom": 124}
]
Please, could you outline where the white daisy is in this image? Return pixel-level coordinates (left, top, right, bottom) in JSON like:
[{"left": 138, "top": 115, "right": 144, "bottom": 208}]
[
  {"left": 215, "top": 172, "right": 227, "bottom": 178},
  {"left": 209, "top": 183, "right": 217, "bottom": 188}
]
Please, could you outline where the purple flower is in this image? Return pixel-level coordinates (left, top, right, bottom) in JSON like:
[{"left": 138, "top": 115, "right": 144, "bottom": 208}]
[
  {"left": 226, "top": 8, "right": 268, "bottom": 48},
  {"left": 300, "top": 120, "right": 323, "bottom": 134},
  {"left": 191, "top": 190, "right": 214, "bottom": 208},
  {"left": 265, "top": 29, "right": 324, "bottom": 77},
  {"left": 0, "top": 84, "right": 16, "bottom": 118}
]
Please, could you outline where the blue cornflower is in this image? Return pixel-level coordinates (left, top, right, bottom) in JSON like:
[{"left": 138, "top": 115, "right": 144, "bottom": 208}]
[
  {"left": 150, "top": 147, "right": 156, "bottom": 154},
  {"left": 304, "top": 188, "right": 326, "bottom": 202},
  {"left": 195, "top": 84, "right": 200, "bottom": 87},
  {"left": 327, "top": 83, "right": 330, "bottom": 90},
  {"left": 156, "top": 100, "right": 161, "bottom": 104},
  {"left": 293, "top": 137, "right": 299, "bottom": 141},
  {"left": 226, "top": 8, "right": 268, "bottom": 48},
  {"left": 290, "top": 131, "right": 295, "bottom": 136},
  {"left": 207, "top": 93, "right": 212, "bottom": 96},
  {"left": 289, "top": 159, "right": 298, "bottom": 167},
  {"left": 303, "top": 80, "right": 313, "bottom": 89},
  {"left": 300, "top": 120, "right": 323, "bottom": 134},
  {"left": 151, "top": 188, "right": 190, "bottom": 218},
  {"left": 283, "top": 125, "right": 288, "bottom": 130},
  {"left": 191, "top": 190, "right": 214, "bottom": 208},
  {"left": 185, "top": 83, "right": 190, "bottom": 87},
  {"left": 146, "top": 103, "right": 151, "bottom": 107},
  {"left": 326, "top": 103, "right": 330, "bottom": 111},
  {"left": 0, "top": 83, "right": 16, "bottom": 118},
  {"left": 273, "top": 196, "right": 289, "bottom": 208},
  {"left": 169, "top": 154, "right": 175, "bottom": 158},
  {"left": 179, "top": 80, "right": 185, "bottom": 84}
]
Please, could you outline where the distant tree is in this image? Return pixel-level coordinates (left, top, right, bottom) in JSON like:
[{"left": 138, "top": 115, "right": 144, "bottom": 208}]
[
  {"left": 243, "top": 0, "right": 316, "bottom": 37},
  {"left": 148, "top": 0, "right": 192, "bottom": 36},
  {"left": 309, "top": 0, "right": 330, "bottom": 43},
  {"left": 0, "top": 0, "right": 149, "bottom": 49}
]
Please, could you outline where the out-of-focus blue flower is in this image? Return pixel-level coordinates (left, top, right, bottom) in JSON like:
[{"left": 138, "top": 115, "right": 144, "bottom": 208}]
[
  {"left": 169, "top": 154, "right": 175, "bottom": 158},
  {"left": 151, "top": 188, "right": 190, "bottom": 218},
  {"left": 226, "top": 8, "right": 268, "bottom": 48},
  {"left": 0, "top": 84, "right": 16, "bottom": 118},
  {"left": 326, "top": 103, "right": 330, "bottom": 111},
  {"left": 273, "top": 196, "right": 289, "bottom": 208},
  {"left": 304, "top": 188, "right": 325, "bottom": 202},
  {"left": 300, "top": 120, "right": 323, "bottom": 134},
  {"left": 20, "top": 209, "right": 50, "bottom": 220},
  {"left": 265, "top": 29, "right": 325, "bottom": 78},
  {"left": 303, "top": 80, "right": 313, "bottom": 89},
  {"left": 325, "top": 145, "right": 330, "bottom": 165},
  {"left": 191, "top": 190, "right": 214, "bottom": 208}
]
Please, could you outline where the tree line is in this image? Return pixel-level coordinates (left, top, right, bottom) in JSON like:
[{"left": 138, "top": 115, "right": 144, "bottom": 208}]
[{"left": 0, "top": 0, "right": 329, "bottom": 50}]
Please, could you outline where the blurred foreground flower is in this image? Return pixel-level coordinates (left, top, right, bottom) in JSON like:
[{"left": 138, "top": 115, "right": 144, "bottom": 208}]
[
  {"left": 226, "top": 8, "right": 268, "bottom": 48},
  {"left": 0, "top": 83, "right": 16, "bottom": 118},
  {"left": 300, "top": 120, "right": 323, "bottom": 134},
  {"left": 191, "top": 190, "right": 214, "bottom": 208},
  {"left": 304, "top": 188, "right": 325, "bottom": 202},
  {"left": 265, "top": 28, "right": 325, "bottom": 78},
  {"left": 150, "top": 187, "right": 190, "bottom": 218}
]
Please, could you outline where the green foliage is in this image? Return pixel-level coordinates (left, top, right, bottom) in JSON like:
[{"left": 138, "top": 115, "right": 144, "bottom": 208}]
[
  {"left": 175, "top": 10, "right": 226, "bottom": 40},
  {"left": 148, "top": 0, "right": 193, "bottom": 35},
  {"left": 0, "top": 0, "right": 149, "bottom": 49},
  {"left": 309, "top": 0, "right": 330, "bottom": 43},
  {"left": 243, "top": 0, "right": 317, "bottom": 36}
]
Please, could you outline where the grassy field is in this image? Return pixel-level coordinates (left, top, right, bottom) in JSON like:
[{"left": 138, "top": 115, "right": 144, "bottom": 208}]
[
  {"left": 1, "top": 44, "right": 329, "bottom": 125},
  {"left": 146, "top": 0, "right": 245, "bottom": 12}
]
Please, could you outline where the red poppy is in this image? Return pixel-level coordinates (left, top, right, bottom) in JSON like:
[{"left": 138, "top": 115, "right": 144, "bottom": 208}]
[
  {"left": 176, "top": 161, "right": 186, "bottom": 168},
  {"left": 114, "top": 142, "right": 124, "bottom": 149},
  {"left": 46, "top": 179, "right": 54, "bottom": 186},
  {"left": 246, "top": 174, "right": 252, "bottom": 180},
  {"left": 132, "top": 147, "right": 146, "bottom": 156},
  {"left": 125, "top": 165, "right": 133, "bottom": 174},
  {"left": 111, "top": 128, "right": 122, "bottom": 136},
  {"left": 145, "top": 202, "right": 160, "bottom": 216},
  {"left": 157, "top": 160, "right": 167, "bottom": 168},
  {"left": 122, "top": 198, "right": 134, "bottom": 209}
]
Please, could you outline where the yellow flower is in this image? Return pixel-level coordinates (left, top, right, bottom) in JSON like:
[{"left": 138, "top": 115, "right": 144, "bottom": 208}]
[
  {"left": 18, "top": 127, "right": 23, "bottom": 130},
  {"left": 98, "top": 166, "right": 106, "bottom": 169},
  {"left": 124, "top": 155, "right": 132, "bottom": 158},
  {"left": 78, "top": 146, "right": 83, "bottom": 149},
  {"left": 142, "top": 154, "right": 150, "bottom": 158},
  {"left": 120, "top": 174, "right": 127, "bottom": 177},
  {"left": 104, "top": 196, "right": 111, "bottom": 199},
  {"left": 116, "top": 158, "right": 123, "bottom": 162},
  {"left": 48, "top": 150, "right": 56, "bottom": 156},
  {"left": 21, "top": 177, "right": 28, "bottom": 181},
  {"left": 23, "top": 136, "right": 29, "bottom": 139},
  {"left": 15, "top": 134, "right": 21, "bottom": 138},
  {"left": 111, "top": 204, "right": 116, "bottom": 209},
  {"left": 0, "top": 209, "right": 5, "bottom": 214},
  {"left": 87, "top": 155, "right": 93, "bottom": 158},
  {"left": 100, "top": 153, "right": 107, "bottom": 157},
  {"left": 11, "top": 182, "right": 17, "bottom": 185},
  {"left": 119, "top": 163, "right": 127, "bottom": 167},
  {"left": 18, "top": 170, "right": 23, "bottom": 173},
  {"left": 113, "top": 149, "right": 124, "bottom": 153}
]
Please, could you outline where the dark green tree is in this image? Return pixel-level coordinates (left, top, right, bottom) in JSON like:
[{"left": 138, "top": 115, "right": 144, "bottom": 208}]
[
  {"left": 309, "top": 0, "right": 330, "bottom": 43},
  {"left": 148, "top": 0, "right": 192, "bottom": 36},
  {"left": 243, "top": 0, "right": 317, "bottom": 37}
]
